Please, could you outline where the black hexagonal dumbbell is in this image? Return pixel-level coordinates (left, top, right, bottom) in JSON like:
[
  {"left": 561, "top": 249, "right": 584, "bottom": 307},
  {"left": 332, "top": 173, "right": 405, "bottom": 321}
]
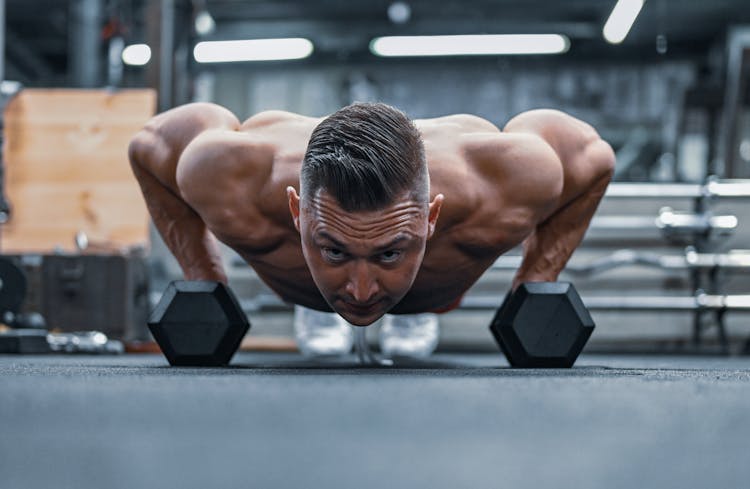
[
  {"left": 148, "top": 281, "right": 250, "bottom": 366},
  {"left": 489, "top": 282, "right": 594, "bottom": 368}
]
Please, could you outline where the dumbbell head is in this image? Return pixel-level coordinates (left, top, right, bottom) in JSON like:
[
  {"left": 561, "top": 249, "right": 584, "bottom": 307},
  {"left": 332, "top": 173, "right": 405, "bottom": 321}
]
[
  {"left": 489, "top": 282, "right": 594, "bottom": 368},
  {"left": 148, "top": 281, "right": 250, "bottom": 366}
]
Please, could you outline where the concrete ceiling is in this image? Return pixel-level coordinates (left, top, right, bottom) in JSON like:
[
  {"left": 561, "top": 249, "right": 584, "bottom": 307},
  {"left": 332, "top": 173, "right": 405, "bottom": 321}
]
[
  {"left": 202, "top": 0, "right": 749, "bottom": 53},
  {"left": 5, "top": 0, "right": 750, "bottom": 85}
]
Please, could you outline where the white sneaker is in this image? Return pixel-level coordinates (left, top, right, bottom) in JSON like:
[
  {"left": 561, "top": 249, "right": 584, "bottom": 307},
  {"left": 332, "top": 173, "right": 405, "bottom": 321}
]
[
  {"left": 378, "top": 313, "right": 440, "bottom": 359},
  {"left": 294, "top": 305, "right": 353, "bottom": 357}
]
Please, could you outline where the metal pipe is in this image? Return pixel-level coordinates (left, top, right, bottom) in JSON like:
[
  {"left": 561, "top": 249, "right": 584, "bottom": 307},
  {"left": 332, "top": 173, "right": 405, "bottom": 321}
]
[
  {"left": 716, "top": 28, "right": 750, "bottom": 177},
  {"left": 706, "top": 179, "right": 750, "bottom": 197},
  {"left": 491, "top": 249, "right": 750, "bottom": 276},
  {"left": 584, "top": 209, "right": 737, "bottom": 243},
  {"left": 69, "top": 0, "right": 102, "bottom": 87},
  {"left": 0, "top": 0, "right": 5, "bottom": 84},
  {"left": 159, "top": 0, "right": 175, "bottom": 111},
  {"left": 353, "top": 327, "right": 393, "bottom": 366},
  {"left": 605, "top": 182, "right": 704, "bottom": 198},
  {"left": 459, "top": 294, "right": 750, "bottom": 312},
  {"left": 685, "top": 249, "right": 750, "bottom": 269},
  {"left": 605, "top": 180, "right": 750, "bottom": 199},
  {"left": 655, "top": 208, "right": 737, "bottom": 235},
  {"left": 239, "top": 290, "right": 750, "bottom": 314},
  {"left": 591, "top": 215, "right": 657, "bottom": 230}
]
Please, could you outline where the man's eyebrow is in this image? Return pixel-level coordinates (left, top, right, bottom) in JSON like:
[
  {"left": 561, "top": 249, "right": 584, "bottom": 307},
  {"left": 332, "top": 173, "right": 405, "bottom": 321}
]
[
  {"left": 314, "top": 231, "right": 346, "bottom": 248},
  {"left": 374, "top": 234, "right": 413, "bottom": 251},
  {"left": 313, "top": 231, "right": 414, "bottom": 250}
]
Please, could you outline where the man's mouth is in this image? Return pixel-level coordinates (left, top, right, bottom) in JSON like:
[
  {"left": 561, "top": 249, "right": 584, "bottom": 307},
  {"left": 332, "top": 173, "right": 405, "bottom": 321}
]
[{"left": 341, "top": 299, "right": 382, "bottom": 315}]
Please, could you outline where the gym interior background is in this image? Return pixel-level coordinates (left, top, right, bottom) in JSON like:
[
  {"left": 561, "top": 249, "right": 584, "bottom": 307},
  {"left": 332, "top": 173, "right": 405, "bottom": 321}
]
[
  {"left": 3, "top": 1, "right": 750, "bottom": 488},
  {"left": 6, "top": 0, "right": 748, "bottom": 352}
]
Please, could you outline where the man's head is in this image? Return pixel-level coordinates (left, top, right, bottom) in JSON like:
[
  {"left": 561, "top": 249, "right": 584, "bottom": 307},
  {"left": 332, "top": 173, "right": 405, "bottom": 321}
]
[{"left": 287, "top": 102, "right": 443, "bottom": 326}]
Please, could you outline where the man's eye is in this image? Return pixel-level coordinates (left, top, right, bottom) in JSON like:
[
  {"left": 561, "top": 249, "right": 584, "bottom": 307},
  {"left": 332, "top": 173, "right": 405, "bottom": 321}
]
[
  {"left": 380, "top": 250, "right": 402, "bottom": 263},
  {"left": 323, "top": 248, "right": 345, "bottom": 261}
]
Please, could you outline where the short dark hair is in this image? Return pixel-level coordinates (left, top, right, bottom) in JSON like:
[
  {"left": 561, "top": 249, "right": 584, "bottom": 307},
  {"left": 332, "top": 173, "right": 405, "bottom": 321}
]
[{"left": 300, "top": 102, "right": 428, "bottom": 212}]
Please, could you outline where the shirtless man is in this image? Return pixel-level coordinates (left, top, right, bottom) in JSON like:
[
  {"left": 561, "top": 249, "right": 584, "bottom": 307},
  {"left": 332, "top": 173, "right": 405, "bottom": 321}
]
[{"left": 129, "top": 102, "right": 614, "bottom": 352}]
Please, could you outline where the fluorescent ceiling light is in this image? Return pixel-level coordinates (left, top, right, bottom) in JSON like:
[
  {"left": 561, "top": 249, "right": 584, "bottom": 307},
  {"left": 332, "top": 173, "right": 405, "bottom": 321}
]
[
  {"left": 194, "top": 10, "right": 216, "bottom": 36},
  {"left": 370, "top": 34, "right": 570, "bottom": 57},
  {"left": 122, "top": 44, "right": 151, "bottom": 66},
  {"left": 193, "top": 38, "right": 314, "bottom": 63},
  {"left": 603, "top": 0, "right": 644, "bottom": 44},
  {"left": 387, "top": 2, "right": 411, "bottom": 24}
]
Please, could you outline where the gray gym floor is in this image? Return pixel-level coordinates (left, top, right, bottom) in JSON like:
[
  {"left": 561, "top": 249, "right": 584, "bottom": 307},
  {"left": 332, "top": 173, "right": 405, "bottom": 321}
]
[{"left": 2, "top": 352, "right": 749, "bottom": 489}]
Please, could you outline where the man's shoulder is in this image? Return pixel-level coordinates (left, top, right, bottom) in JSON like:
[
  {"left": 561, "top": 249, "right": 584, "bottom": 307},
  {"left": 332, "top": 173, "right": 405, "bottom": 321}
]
[
  {"left": 419, "top": 113, "right": 552, "bottom": 169},
  {"left": 240, "top": 110, "right": 322, "bottom": 131},
  {"left": 417, "top": 113, "right": 500, "bottom": 136},
  {"left": 461, "top": 130, "right": 560, "bottom": 179},
  {"left": 439, "top": 130, "right": 562, "bottom": 244},
  {"left": 180, "top": 129, "right": 275, "bottom": 173}
]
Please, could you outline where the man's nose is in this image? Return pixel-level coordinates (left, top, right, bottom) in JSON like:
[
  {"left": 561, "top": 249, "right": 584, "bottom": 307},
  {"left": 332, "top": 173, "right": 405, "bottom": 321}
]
[{"left": 345, "top": 260, "right": 379, "bottom": 303}]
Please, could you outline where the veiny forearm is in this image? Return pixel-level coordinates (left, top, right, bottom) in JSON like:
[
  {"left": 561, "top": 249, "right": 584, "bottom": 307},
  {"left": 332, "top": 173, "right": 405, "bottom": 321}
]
[
  {"left": 512, "top": 173, "right": 610, "bottom": 289},
  {"left": 127, "top": 104, "right": 241, "bottom": 283},
  {"left": 503, "top": 110, "right": 615, "bottom": 289},
  {"left": 131, "top": 159, "right": 228, "bottom": 283}
]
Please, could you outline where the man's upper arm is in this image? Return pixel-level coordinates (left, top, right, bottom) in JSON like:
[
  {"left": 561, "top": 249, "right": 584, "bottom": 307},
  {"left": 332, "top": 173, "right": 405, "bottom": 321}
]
[{"left": 175, "top": 132, "right": 273, "bottom": 239}]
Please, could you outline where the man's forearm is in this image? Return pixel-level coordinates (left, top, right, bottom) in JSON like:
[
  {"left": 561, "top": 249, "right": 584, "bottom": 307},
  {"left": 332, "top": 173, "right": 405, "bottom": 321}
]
[
  {"left": 127, "top": 103, "right": 243, "bottom": 283},
  {"left": 130, "top": 153, "right": 228, "bottom": 284},
  {"left": 504, "top": 110, "right": 615, "bottom": 289},
  {"left": 512, "top": 173, "right": 610, "bottom": 289}
]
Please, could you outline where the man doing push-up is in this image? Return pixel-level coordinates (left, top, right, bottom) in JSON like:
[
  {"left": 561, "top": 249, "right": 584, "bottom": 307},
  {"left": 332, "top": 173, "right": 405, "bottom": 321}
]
[{"left": 129, "top": 102, "right": 614, "bottom": 357}]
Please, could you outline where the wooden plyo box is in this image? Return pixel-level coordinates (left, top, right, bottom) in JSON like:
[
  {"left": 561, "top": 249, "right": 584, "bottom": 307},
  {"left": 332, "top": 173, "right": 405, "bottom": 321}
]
[{"left": 2, "top": 89, "right": 156, "bottom": 253}]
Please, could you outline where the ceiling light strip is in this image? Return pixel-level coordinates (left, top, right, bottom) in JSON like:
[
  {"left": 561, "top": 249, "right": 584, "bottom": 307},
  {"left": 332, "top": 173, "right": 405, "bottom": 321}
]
[
  {"left": 370, "top": 34, "right": 570, "bottom": 57},
  {"left": 194, "top": 38, "right": 314, "bottom": 63},
  {"left": 603, "top": 0, "right": 645, "bottom": 44}
]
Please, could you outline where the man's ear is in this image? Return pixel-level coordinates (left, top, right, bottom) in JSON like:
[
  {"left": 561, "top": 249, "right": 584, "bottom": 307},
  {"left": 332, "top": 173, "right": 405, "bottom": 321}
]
[
  {"left": 426, "top": 193, "right": 444, "bottom": 239},
  {"left": 287, "top": 186, "right": 301, "bottom": 233}
]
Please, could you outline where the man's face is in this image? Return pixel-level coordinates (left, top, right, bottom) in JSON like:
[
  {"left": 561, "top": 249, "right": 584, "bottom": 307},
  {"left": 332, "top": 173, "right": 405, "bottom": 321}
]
[{"left": 288, "top": 188, "right": 443, "bottom": 326}]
